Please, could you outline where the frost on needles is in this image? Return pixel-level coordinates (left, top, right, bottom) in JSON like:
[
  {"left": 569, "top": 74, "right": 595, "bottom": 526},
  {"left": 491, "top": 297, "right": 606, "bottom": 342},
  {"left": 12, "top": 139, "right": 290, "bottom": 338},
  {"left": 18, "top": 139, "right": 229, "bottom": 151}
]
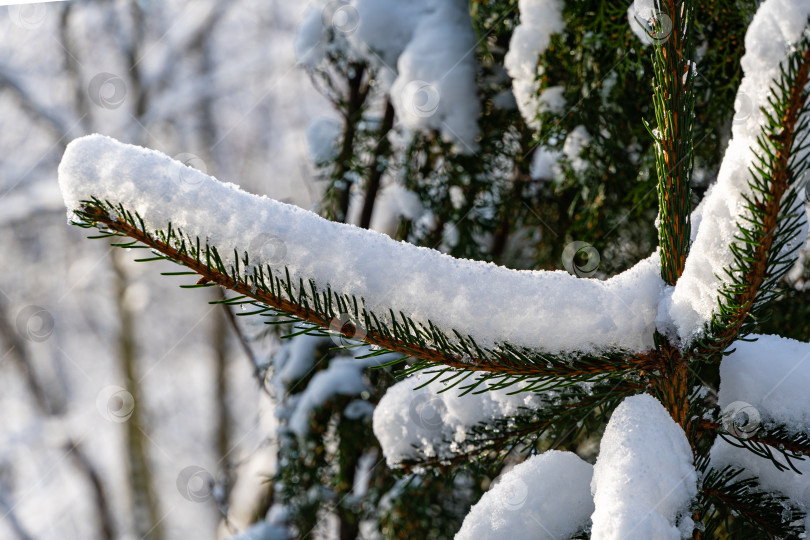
[{"left": 58, "top": 0, "right": 810, "bottom": 538}]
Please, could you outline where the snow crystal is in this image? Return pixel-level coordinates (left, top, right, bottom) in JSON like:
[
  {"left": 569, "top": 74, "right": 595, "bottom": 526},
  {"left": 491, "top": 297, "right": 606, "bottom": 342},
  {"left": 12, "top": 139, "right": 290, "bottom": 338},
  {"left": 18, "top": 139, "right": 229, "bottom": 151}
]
[
  {"left": 504, "top": 0, "right": 566, "bottom": 130},
  {"left": 661, "top": 0, "right": 810, "bottom": 344},
  {"left": 372, "top": 372, "right": 544, "bottom": 466},
  {"left": 59, "top": 134, "right": 665, "bottom": 357},
  {"left": 591, "top": 394, "right": 697, "bottom": 540},
  {"left": 456, "top": 451, "right": 594, "bottom": 540}
]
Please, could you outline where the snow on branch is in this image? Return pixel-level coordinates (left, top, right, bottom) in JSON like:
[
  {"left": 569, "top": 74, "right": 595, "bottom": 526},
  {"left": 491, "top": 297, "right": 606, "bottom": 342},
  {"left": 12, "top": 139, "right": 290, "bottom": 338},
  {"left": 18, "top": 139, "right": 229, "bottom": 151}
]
[
  {"left": 58, "top": 134, "right": 664, "bottom": 361},
  {"left": 590, "top": 394, "right": 697, "bottom": 539},
  {"left": 707, "top": 334, "right": 810, "bottom": 482},
  {"left": 373, "top": 372, "right": 643, "bottom": 468},
  {"left": 659, "top": 0, "right": 810, "bottom": 346},
  {"left": 372, "top": 372, "right": 545, "bottom": 467},
  {"left": 296, "top": 0, "right": 480, "bottom": 151},
  {"left": 718, "top": 335, "right": 810, "bottom": 437},
  {"left": 456, "top": 451, "right": 594, "bottom": 540},
  {"left": 504, "top": 0, "right": 566, "bottom": 130}
]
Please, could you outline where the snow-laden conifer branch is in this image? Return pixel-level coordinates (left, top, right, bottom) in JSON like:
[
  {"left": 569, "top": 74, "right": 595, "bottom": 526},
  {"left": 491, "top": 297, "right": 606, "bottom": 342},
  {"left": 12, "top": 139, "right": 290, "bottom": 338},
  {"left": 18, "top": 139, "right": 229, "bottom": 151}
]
[
  {"left": 380, "top": 378, "right": 642, "bottom": 470},
  {"left": 661, "top": 7, "right": 810, "bottom": 347},
  {"left": 696, "top": 458, "right": 806, "bottom": 538},
  {"left": 692, "top": 41, "right": 810, "bottom": 359},
  {"left": 698, "top": 419, "right": 810, "bottom": 475},
  {"left": 73, "top": 197, "right": 653, "bottom": 393},
  {"left": 703, "top": 334, "right": 810, "bottom": 476},
  {"left": 58, "top": 135, "right": 665, "bottom": 382},
  {"left": 718, "top": 426, "right": 810, "bottom": 475}
]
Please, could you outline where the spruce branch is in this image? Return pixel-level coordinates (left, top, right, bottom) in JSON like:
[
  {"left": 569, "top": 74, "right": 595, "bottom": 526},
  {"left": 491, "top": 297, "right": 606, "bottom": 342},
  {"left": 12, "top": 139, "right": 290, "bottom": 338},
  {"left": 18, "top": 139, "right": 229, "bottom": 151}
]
[
  {"left": 398, "top": 380, "right": 644, "bottom": 472},
  {"left": 73, "top": 199, "right": 649, "bottom": 388},
  {"left": 692, "top": 39, "right": 810, "bottom": 360},
  {"left": 651, "top": 0, "right": 696, "bottom": 285},
  {"left": 699, "top": 419, "right": 810, "bottom": 474},
  {"left": 697, "top": 460, "right": 806, "bottom": 538}
]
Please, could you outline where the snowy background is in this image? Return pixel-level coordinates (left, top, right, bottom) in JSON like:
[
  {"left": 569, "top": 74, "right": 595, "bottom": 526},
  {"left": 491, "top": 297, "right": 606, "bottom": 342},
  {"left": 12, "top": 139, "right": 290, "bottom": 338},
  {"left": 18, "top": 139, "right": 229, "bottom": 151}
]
[{"left": 0, "top": 1, "right": 325, "bottom": 538}]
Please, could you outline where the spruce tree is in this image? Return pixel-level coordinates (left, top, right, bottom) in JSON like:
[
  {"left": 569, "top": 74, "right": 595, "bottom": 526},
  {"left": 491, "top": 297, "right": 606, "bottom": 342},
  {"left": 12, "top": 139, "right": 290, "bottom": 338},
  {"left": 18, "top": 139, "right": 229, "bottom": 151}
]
[{"left": 56, "top": 0, "right": 810, "bottom": 538}]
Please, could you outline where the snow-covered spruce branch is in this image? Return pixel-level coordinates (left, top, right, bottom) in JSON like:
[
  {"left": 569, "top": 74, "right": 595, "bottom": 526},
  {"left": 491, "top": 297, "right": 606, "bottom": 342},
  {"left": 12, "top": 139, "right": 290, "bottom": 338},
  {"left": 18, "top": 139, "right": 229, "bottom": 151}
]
[
  {"left": 73, "top": 199, "right": 652, "bottom": 387},
  {"left": 387, "top": 379, "right": 644, "bottom": 471},
  {"left": 692, "top": 41, "right": 810, "bottom": 359},
  {"left": 661, "top": 19, "right": 810, "bottom": 349},
  {"left": 60, "top": 136, "right": 660, "bottom": 392},
  {"left": 717, "top": 425, "right": 810, "bottom": 474},
  {"left": 697, "top": 459, "right": 804, "bottom": 538}
]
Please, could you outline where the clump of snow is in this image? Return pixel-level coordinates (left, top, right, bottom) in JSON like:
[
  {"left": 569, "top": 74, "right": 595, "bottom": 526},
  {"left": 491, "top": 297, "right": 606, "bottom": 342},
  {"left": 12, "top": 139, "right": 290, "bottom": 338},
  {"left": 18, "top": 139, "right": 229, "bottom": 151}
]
[
  {"left": 271, "top": 336, "right": 397, "bottom": 437},
  {"left": 348, "top": 0, "right": 432, "bottom": 71},
  {"left": 305, "top": 117, "right": 342, "bottom": 165},
  {"left": 226, "top": 521, "right": 289, "bottom": 540},
  {"left": 660, "top": 0, "right": 810, "bottom": 344},
  {"left": 504, "top": 0, "right": 566, "bottom": 130},
  {"left": 59, "top": 134, "right": 666, "bottom": 357},
  {"left": 718, "top": 335, "right": 810, "bottom": 435},
  {"left": 627, "top": 0, "right": 670, "bottom": 46},
  {"left": 456, "top": 451, "right": 594, "bottom": 540},
  {"left": 530, "top": 147, "right": 562, "bottom": 181},
  {"left": 591, "top": 394, "right": 697, "bottom": 540},
  {"left": 295, "top": 0, "right": 480, "bottom": 151},
  {"left": 273, "top": 335, "right": 329, "bottom": 390},
  {"left": 389, "top": 0, "right": 480, "bottom": 152},
  {"left": 563, "top": 125, "right": 592, "bottom": 175},
  {"left": 289, "top": 356, "right": 377, "bottom": 437},
  {"left": 372, "top": 373, "right": 543, "bottom": 466},
  {"left": 710, "top": 438, "right": 810, "bottom": 531}
]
